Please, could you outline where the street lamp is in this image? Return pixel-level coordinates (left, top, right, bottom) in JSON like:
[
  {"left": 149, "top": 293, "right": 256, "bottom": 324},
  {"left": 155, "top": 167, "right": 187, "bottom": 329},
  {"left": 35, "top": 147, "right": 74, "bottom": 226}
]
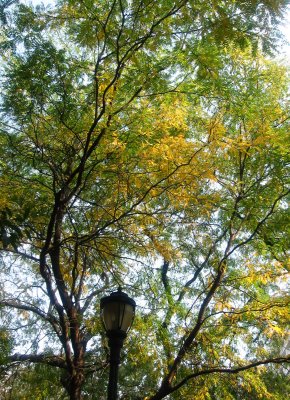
[{"left": 100, "top": 287, "right": 136, "bottom": 400}]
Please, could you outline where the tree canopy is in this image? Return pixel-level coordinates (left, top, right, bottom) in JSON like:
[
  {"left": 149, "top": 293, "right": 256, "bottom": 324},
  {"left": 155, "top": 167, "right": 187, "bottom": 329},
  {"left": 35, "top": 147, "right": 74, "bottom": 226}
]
[{"left": 0, "top": 0, "right": 289, "bottom": 399}]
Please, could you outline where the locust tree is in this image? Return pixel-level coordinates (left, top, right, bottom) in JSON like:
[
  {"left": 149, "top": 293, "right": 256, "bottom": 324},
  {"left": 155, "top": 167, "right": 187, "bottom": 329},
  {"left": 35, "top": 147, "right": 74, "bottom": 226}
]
[{"left": 0, "top": 0, "right": 289, "bottom": 399}]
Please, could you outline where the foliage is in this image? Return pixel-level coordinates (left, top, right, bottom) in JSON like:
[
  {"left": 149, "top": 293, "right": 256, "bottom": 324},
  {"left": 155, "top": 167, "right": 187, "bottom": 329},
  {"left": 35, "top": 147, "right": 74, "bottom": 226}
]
[
  {"left": 0, "top": 0, "right": 289, "bottom": 399},
  {"left": 0, "top": 363, "right": 66, "bottom": 399}
]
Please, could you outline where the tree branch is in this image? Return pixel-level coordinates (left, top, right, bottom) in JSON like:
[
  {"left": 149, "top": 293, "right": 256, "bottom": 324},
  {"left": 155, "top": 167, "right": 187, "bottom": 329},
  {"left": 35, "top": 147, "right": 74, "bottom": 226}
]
[
  {"left": 0, "top": 299, "right": 61, "bottom": 338},
  {"left": 170, "top": 356, "right": 290, "bottom": 394},
  {"left": 6, "top": 353, "right": 67, "bottom": 369}
]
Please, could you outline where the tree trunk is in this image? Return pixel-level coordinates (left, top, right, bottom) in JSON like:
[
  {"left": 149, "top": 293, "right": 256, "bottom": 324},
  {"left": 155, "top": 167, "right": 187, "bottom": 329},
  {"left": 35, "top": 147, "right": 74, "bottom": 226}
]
[{"left": 68, "top": 370, "right": 85, "bottom": 400}]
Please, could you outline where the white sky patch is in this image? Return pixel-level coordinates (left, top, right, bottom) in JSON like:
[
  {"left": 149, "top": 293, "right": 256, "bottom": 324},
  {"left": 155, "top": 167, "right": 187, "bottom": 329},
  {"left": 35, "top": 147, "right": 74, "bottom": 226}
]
[{"left": 277, "top": 8, "right": 290, "bottom": 62}]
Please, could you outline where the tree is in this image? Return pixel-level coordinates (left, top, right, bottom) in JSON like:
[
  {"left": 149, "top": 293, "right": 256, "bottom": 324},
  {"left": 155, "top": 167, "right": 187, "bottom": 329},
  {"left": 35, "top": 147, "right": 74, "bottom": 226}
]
[{"left": 0, "top": 0, "right": 289, "bottom": 399}]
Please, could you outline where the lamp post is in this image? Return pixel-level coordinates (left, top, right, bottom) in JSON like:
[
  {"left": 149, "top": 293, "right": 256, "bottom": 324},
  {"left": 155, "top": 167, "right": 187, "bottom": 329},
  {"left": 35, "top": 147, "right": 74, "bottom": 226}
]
[{"left": 100, "top": 287, "right": 136, "bottom": 400}]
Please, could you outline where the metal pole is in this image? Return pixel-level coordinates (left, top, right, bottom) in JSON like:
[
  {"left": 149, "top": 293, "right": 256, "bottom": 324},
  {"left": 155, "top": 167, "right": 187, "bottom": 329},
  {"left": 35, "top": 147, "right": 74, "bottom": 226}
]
[{"left": 107, "top": 332, "right": 126, "bottom": 400}]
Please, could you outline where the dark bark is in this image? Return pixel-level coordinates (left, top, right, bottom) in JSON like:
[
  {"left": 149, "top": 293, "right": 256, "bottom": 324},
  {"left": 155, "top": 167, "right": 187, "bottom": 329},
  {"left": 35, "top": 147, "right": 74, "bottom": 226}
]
[
  {"left": 68, "top": 370, "right": 85, "bottom": 400},
  {"left": 8, "top": 353, "right": 66, "bottom": 368}
]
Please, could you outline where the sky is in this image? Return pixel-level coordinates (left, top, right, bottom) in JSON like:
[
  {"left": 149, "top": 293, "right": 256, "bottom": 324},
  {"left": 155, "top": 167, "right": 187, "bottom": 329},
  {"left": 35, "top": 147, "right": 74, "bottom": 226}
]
[{"left": 278, "top": 8, "right": 290, "bottom": 61}]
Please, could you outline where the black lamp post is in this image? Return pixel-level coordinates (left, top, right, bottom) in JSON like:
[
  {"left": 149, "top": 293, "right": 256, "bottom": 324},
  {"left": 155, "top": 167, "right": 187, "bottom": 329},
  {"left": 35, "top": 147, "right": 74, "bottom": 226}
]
[{"left": 100, "top": 287, "right": 136, "bottom": 400}]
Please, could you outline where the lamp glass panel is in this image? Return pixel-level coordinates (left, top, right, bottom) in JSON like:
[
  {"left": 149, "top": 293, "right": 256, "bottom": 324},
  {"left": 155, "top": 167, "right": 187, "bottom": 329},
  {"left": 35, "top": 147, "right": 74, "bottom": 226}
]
[
  {"left": 102, "top": 302, "right": 134, "bottom": 332},
  {"left": 120, "top": 303, "right": 135, "bottom": 332},
  {"left": 102, "top": 302, "right": 123, "bottom": 331}
]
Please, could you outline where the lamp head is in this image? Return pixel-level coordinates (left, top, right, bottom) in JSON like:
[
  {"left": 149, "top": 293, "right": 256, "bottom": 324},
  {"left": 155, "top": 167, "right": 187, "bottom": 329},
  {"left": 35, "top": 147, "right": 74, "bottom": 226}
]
[{"left": 100, "top": 287, "right": 136, "bottom": 336}]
